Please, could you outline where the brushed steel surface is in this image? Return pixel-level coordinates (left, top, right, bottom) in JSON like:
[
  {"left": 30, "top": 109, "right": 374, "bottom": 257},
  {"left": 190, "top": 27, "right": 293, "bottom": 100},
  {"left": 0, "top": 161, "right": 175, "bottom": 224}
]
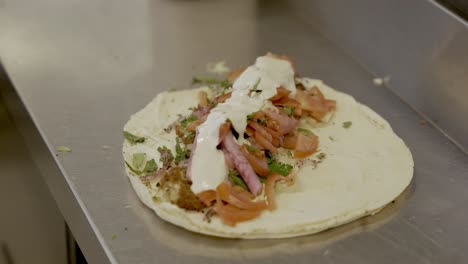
[
  {"left": 291, "top": 0, "right": 468, "bottom": 153},
  {"left": 1, "top": 0, "right": 468, "bottom": 263}
]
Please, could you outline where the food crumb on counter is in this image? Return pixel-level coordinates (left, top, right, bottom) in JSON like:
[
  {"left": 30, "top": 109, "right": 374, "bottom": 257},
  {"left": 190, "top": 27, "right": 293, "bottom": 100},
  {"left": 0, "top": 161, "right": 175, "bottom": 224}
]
[{"left": 56, "top": 146, "right": 72, "bottom": 153}]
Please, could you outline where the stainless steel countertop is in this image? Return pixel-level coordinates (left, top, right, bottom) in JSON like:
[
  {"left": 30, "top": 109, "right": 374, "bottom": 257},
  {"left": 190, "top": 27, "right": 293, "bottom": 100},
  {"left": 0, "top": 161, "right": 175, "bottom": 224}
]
[{"left": 1, "top": 0, "right": 467, "bottom": 263}]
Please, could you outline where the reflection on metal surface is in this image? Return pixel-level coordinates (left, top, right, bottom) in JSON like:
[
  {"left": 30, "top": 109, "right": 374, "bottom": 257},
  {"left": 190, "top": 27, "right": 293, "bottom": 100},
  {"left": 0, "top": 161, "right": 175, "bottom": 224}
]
[
  {"left": 290, "top": 0, "right": 468, "bottom": 153},
  {"left": 1, "top": 243, "right": 14, "bottom": 264}
]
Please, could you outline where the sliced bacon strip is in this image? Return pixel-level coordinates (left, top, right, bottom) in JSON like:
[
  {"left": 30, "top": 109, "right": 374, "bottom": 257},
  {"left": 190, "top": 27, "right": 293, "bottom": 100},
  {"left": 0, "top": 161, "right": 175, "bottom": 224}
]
[
  {"left": 221, "top": 131, "right": 263, "bottom": 195},
  {"left": 269, "top": 87, "right": 291, "bottom": 101},
  {"left": 186, "top": 115, "right": 207, "bottom": 132},
  {"left": 282, "top": 134, "right": 297, "bottom": 149},
  {"left": 255, "top": 132, "right": 277, "bottom": 154},
  {"left": 197, "top": 190, "right": 217, "bottom": 206},
  {"left": 240, "top": 145, "right": 269, "bottom": 177},
  {"left": 215, "top": 92, "right": 232, "bottom": 103},
  {"left": 294, "top": 133, "right": 318, "bottom": 159},
  {"left": 295, "top": 89, "right": 335, "bottom": 121},
  {"left": 218, "top": 122, "right": 231, "bottom": 145},
  {"left": 264, "top": 110, "right": 298, "bottom": 135},
  {"left": 214, "top": 202, "right": 262, "bottom": 227},
  {"left": 192, "top": 105, "right": 211, "bottom": 118},
  {"left": 217, "top": 183, "right": 267, "bottom": 210},
  {"left": 249, "top": 122, "right": 273, "bottom": 142}
]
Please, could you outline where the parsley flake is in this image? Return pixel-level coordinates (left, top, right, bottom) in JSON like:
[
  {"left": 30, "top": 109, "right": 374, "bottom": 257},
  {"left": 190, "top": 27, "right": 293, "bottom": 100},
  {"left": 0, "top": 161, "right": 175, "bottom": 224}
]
[
  {"left": 123, "top": 131, "right": 146, "bottom": 143},
  {"left": 132, "top": 153, "right": 146, "bottom": 169},
  {"left": 246, "top": 113, "right": 254, "bottom": 122},
  {"left": 175, "top": 137, "right": 190, "bottom": 163},
  {"left": 268, "top": 158, "right": 293, "bottom": 176},
  {"left": 143, "top": 159, "right": 158, "bottom": 173},
  {"left": 284, "top": 106, "right": 295, "bottom": 117},
  {"left": 342, "top": 121, "right": 352, "bottom": 129},
  {"left": 297, "top": 128, "right": 313, "bottom": 135},
  {"left": 180, "top": 115, "right": 198, "bottom": 128},
  {"left": 228, "top": 169, "right": 248, "bottom": 190},
  {"left": 56, "top": 146, "right": 72, "bottom": 153}
]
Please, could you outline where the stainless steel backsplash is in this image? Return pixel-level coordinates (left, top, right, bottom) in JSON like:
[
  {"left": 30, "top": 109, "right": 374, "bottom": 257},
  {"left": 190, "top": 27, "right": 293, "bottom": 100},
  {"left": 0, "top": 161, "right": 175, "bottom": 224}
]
[{"left": 290, "top": 0, "right": 468, "bottom": 153}]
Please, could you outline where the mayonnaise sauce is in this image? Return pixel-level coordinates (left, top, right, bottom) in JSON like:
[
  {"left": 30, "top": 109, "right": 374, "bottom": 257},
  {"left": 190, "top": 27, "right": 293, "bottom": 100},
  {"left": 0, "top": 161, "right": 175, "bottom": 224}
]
[{"left": 190, "top": 56, "right": 295, "bottom": 194}]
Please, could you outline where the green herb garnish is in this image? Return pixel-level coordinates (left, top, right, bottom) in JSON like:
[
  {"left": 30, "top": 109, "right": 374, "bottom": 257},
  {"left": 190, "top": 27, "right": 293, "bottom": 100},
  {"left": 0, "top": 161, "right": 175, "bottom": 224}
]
[
  {"left": 157, "top": 146, "right": 174, "bottom": 165},
  {"left": 228, "top": 169, "right": 248, "bottom": 190},
  {"left": 175, "top": 137, "right": 190, "bottom": 162},
  {"left": 123, "top": 131, "right": 146, "bottom": 143},
  {"left": 246, "top": 113, "right": 254, "bottom": 122},
  {"left": 342, "top": 121, "right": 352, "bottom": 129},
  {"left": 143, "top": 159, "right": 158, "bottom": 173},
  {"left": 297, "top": 128, "right": 313, "bottom": 135},
  {"left": 132, "top": 153, "right": 146, "bottom": 169},
  {"left": 284, "top": 106, "right": 295, "bottom": 117},
  {"left": 268, "top": 159, "right": 293, "bottom": 176},
  {"left": 125, "top": 161, "right": 142, "bottom": 175},
  {"left": 246, "top": 145, "right": 257, "bottom": 153},
  {"left": 111, "top": 234, "right": 117, "bottom": 240},
  {"left": 180, "top": 115, "right": 198, "bottom": 128},
  {"left": 126, "top": 154, "right": 158, "bottom": 176},
  {"left": 259, "top": 177, "right": 266, "bottom": 183}
]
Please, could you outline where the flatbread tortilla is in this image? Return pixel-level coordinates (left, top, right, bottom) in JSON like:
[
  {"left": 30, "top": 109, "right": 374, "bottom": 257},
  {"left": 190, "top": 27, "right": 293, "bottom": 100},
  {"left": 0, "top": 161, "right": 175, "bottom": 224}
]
[{"left": 122, "top": 78, "right": 413, "bottom": 239}]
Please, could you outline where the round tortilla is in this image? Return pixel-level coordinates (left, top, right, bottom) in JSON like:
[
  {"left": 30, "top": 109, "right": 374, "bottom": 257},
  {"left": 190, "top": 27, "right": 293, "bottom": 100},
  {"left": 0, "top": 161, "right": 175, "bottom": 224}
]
[{"left": 122, "top": 79, "right": 414, "bottom": 239}]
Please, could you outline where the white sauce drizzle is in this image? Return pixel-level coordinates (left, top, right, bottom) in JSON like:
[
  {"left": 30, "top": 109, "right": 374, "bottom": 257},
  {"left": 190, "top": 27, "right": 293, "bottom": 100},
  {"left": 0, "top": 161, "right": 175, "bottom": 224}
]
[{"left": 190, "top": 56, "right": 295, "bottom": 194}]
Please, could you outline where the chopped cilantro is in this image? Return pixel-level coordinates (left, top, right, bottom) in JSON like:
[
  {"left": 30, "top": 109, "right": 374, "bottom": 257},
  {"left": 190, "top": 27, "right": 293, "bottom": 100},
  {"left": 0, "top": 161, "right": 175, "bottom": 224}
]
[
  {"left": 228, "top": 169, "right": 248, "bottom": 190},
  {"left": 219, "top": 79, "right": 231, "bottom": 89},
  {"left": 143, "top": 159, "right": 158, "bottom": 173},
  {"left": 297, "top": 128, "right": 313, "bottom": 135},
  {"left": 246, "top": 113, "right": 254, "bottom": 122},
  {"left": 268, "top": 159, "right": 293, "bottom": 176},
  {"left": 132, "top": 153, "right": 146, "bottom": 169},
  {"left": 175, "top": 137, "right": 190, "bottom": 162},
  {"left": 126, "top": 154, "right": 158, "bottom": 176},
  {"left": 184, "top": 130, "right": 195, "bottom": 139},
  {"left": 342, "top": 121, "right": 352, "bottom": 129},
  {"left": 246, "top": 145, "right": 257, "bottom": 153},
  {"left": 287, "top": 150, "right": 293, "bottom": 158},
  {"left": 157, "top": 146, "right": 174, "bottom": 165},
  {"left": 284, "top": 106, "right": 295, "bottom": 117},
  {"left": 180, "top": 115, "right": 198, "bottom": 128},
  {"left": 258, "top": 177, "right": 266, "bottom": 183},
  {"left": 123, "top": 131, "right": 146, "bottom": 143},
  {"left": 111, "top": 234, "right": 117, "bottom": 240}
]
